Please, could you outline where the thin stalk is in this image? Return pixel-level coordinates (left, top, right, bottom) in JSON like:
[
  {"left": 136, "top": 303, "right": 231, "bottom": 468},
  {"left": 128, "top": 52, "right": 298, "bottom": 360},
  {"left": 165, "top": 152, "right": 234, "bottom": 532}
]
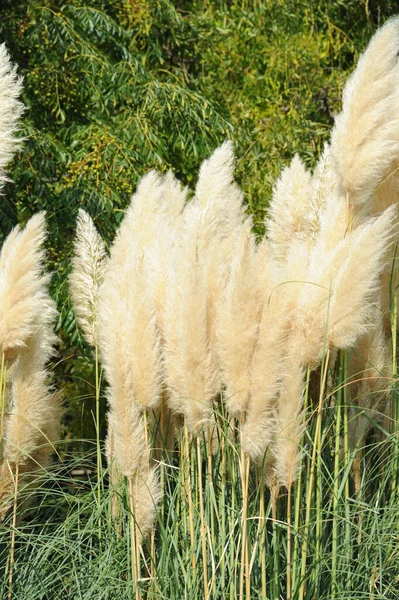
[
  {"left": 271, "top": 482, "right": 279, "bottom": 599},
  {"left": 245, "top": 455, "right": 251, "bottom": 600},
  {"left": 220, "top": 425, "right": 227, "bottom": 589},
  {"left": 292, "top": 367, "right": 310, "bottom": 593},
  {"left": 230, "top": 419, "right": 238, "bottom": 600},
  {"left": 7, "top": 463, "right": 19, "bottom": 600},
  {"left": 184, "top": 424, "right": 196, "bottom": 568},
  {"left": 390, "top": 279, "right": 399, "bottom": 497},
  {"left": 179, "top": 429, "right": 190, "bottom": 571},
  {"left": 259, "top": 468, "right": 266, "bottom": 599},
  {"left": 239, "top": 429, "right": 250, "bottom": 600},
  {"left": 197, "top": 436, "right": 209, "bottom": 600},
  {"left": 342, "top": 354, "right": 351, "bottom": 589},
  {"left": 287, "top": 484, "right": 292, "bottom": 600},
  {"left": 332, "top": 354, "right": 343, "bottom": 599},
  {"left": 128, "top": 476, "right": 140, "bottom": 600},
  {"left": 207, "top": 423, "right": 216, "bottom": 595},
  {"left": 315, "top": 382, "right": 323, "bottom": 594},
  {"left": 95, "top": 344, "right": 101, "bottom": 506},
  {"left": 0, "top": 351, "right": 6, "bottom": 447},
  {"left": 299, "top": 348, "right": 331, "bottom": 600}
]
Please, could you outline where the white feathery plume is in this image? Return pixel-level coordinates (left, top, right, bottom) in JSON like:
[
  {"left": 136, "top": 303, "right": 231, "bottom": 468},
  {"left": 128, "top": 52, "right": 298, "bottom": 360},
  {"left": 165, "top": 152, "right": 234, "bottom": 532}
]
[
  {"left": 348, "top": 303, "right": 391, "bottom": 454},
  {"left": 0, "top": 44, "right": 24, "bottom": 191},
  {"left": 330, "top": 17, "right": 399, "bottom": 210},
  {"left": 163, "top": 218, "right": 218, "bottom": 430},
  {"left": 98, "top": 172, "right": 164, "bottom": 536},
  {"left": 0, "top": 238, "right": 61, "bottom": 509},
  {"left": 372, "top": 171, "right": 399, "bottom": 332},
  {"left": 273, "top": 353, "right": 306, "bottom": 489},
  {"left": 69, "top": 209, "right": 107, "bottom": 346},
  {"left": 347, "top": 302, "right": 391, "bottom": 492},
  {"left": 164, "top": 142, "right": 245, "bottom": 432},
  {"left": 291, "top": 204, "right": 397, "bottom": 368},
  {"left": 240, "top": 247, "right": 290, "bottom": 460},
  {"left": 328, "top": 205, "right": 398, "bottom": 350},
  {"left": 195, "top": 140, "right": 244, "bottom": 228},
  {"left": 1, "top": 309, "right": 60, "bottom": 468},
  {"left": 145, "top": 171, "right": 187, "bottom": 336},
  {"left": 216, "top": 219, "right": 261, "bottom": 418},
  {"left": 0, "top": 213, "right": 50, "bottom": 364},
  {"left": 265, "top": 154, "right": 312, "bottom": 262},
  {"left": 99, "top": 172, "right": 163, "bottom": 413},
  {"left": 161, "top": 169, "right": 188, "bottom": 217},
  {"left": 306, "top": 144, "right": 339, "bottom": 239},
  {"left": 134, "top": 466, "right": 162, "bottom": 541}
]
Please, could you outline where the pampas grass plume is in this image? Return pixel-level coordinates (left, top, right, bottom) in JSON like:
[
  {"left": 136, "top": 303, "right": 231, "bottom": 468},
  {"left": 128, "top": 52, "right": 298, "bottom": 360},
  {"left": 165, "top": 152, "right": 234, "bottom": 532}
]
[
  {"left": 70, "top": 209, "right": 107, "bottom": 346},
  {"left": 0, "top": 44, "right": 24, "bottom": 191},
  {"left": 217, "top": 219, "right": 261, "bottom": 418},
  {"left": 164, "top": 142, "right": 244, "bottom": 431},
  {"left": 273, "top": 355, "right": 306, "bottom": 489},
  {"left": 330, "top": 17, "right": 399, "bottom": 208},
  {"left": 0, "top": 223, "right": 61, "bottom": 507},
  {"left": 0, "top": 213, "right": 51, "bottom": 363},
  {"left": 265, "top": 154, "right": 312, "bottom": 262}
]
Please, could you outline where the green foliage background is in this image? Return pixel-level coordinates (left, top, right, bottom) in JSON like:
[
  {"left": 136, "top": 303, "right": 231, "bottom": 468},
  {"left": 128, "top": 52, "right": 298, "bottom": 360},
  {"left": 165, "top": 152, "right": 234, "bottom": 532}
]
[{"left": 0, "top": 0, "right": 398, "bottom": 438}]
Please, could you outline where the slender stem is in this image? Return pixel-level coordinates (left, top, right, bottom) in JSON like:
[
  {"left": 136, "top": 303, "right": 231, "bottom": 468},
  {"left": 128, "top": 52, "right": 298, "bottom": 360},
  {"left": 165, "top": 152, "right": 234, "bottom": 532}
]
[
  {"left": 292, "top": 367, "right": 310, "bottom": 593},
  {"left": 8, "top": 463, "right": 19, "bottom": 600},
  {"left": 197, "top": 436, "right": 209, "bottom": 599},
  {"left": 245, "top": 455, "right": 250, "bottom": 600},
  {"left": 391, "top": 280, "right": 399, "bottom": 498},
  {"left": 128, "top": 476, "right": 140, "bottom": 600},
  {"left": 239, "top": 429, "right": 250, "bottom": 600},
  {"left": 220, "top": 427, "right": 226, "bottom": 589},
  {"left": 259, "top": 468, "right": 266, "bottom": 600},
  {"left": 0, "top": 351, "right": 7, "bottom": 451},
  {"left": 184, "top": 424, "right": 196, "bottom": 568},
  {"left": 315, "top": 385, "right": 323, "bottom": 594},
  {"left": 299, "top": 348, "right": 330, "bottom": 600},
  {"left": 207, "top": 424, "right": 216, "bottom": 595},
  {"left": 230, "top": 419, "right": 237, "bottom": 600},
  {"left": 287, "top": 484, "right": 292, "bottom": 600},
  {"left": 271, "top": 482, "right": 279, "bottom": 599},
  {"left": 332, "top": 354, "right": 343, "bottom": 599},
  {"left": 95, "top": 343, "right": 102, "bottom": 534},
  {"left": 342, "top": 354, "right": 351, "bottom": 589}
]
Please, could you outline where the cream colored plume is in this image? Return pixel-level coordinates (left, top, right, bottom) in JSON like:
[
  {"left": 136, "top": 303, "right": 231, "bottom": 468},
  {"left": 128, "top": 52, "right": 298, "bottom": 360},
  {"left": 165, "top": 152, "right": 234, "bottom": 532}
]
[
  {"left": 99, "top": 172, "right": 163, "bottom": 413},
  {"left": 307, "top": 144, "right": 339, "bottom": 238},
  {"left": 0, "top": 213, "right": 51, "bottom": 364},
  {"left": 195, "top": 140, "right": 244, "bottom": 226},
  {"left": 273, "top": 353, "right": 306, "bottom": 489},
  {"left": 145, "top": 171, "right": 187, "bottom": 335},
  {"left": 98, "top": 170, "right": 165, "bottom": 540},
  {"left": 330, "top": 17, "right": 399, "bottom": 210},
  {"left": 161, "top": 169, "right": 188, "bottom": 217},
  {"left": 0, "top": 44, "right": 24, "bottom": 191},
  {"left": 328, "top": 205, "right": 398, "bottom": 350},
  {"left": 105, "top": 404, "right": 147, "bottom": 480},
  {"left": 98, "top": 172, "right": 166, "bottom": 539},
  {"left": 265, "top": 154, "right": 312, "bottom": 262},
  {"left": 240, "top": 249, "right": 290, "bottom": 460},
  {"left": 164, "top": 142, "right": 245, "bottom": 432},
  {"left": 70, "top": 209, "right": 107, "bottom": 346},
  {"left": 293, "top": 204, "right": 397, "bottom": 367},
  {"left": 1, "top": 328, "right": 60, "bottom": 470},
  {"left": 216, "top": 219, "right": 261, "bottom": 418},
  {"left": 134, "top": 466, "right": 162, "bottom": 541},
  {"left": 163, "top": 227, "right": 218, "bottom": 430},
  {"left": 0, "top": 255, "right": 61, "bottom": 508},
  {"left": 348, "top": 303, "right": 391, "bottom": 474}
]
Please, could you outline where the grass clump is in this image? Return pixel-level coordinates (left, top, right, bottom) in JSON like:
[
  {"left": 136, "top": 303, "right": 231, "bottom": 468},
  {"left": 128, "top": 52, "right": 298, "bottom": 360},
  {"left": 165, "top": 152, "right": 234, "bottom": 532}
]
[{"left": 1, "top": 10, "right": 399, "bottom": 600}]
